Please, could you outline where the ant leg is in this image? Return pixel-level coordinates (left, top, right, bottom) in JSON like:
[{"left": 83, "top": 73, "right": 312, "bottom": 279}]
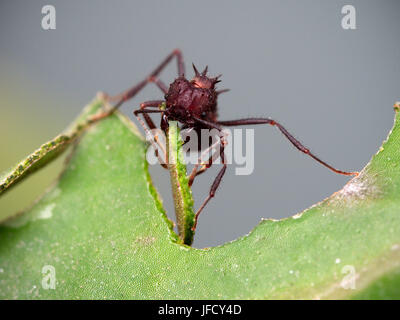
[
  {"left": 138, "top": 100, "right": 165, "bottom": 132},
  {"left": 188, "top": 162, "right": 211, "bottom": 187},
  {"left": 188, "top": 164, "right": 209, "bottom": 183},
  {"left": 188, "top": 131, "right": 227, "bottom": 186},
  {"left": 92, "top": 49, "right": 184, "bottom": 121},
  {"left": 137, "top": 100, "right": 168, "bottom": 166},
  {"left": 194, "top": 117, "right": 222, "bottom": 130},
  {"left": 179, "top": 127, "right": 211, "bottom": 181},
  {"left": 192, "top": 142, "right": 227, "bottom": 231},
  {"left": 107, "top": 77, "right": 169, "bottom": 105},
  {"left": 108, "top": 49, "right": 184, "bottom": 106},
  {"left": 134, "top": 108, "right": 168, "bottom": 168},
  {"left": 188, "top": 150, "right": 213, "bottom": 187},
  {"left": 217, "top": 118, "right": 358, "bottom": 176},
  {"left": 149, "top": 77, "right": 168, "bottom": 94}
]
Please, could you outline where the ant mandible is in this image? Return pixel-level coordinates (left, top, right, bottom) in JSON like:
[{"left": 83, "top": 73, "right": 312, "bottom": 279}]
[{"left": 92, "top": 49, "right": 358, "bottom": 230}]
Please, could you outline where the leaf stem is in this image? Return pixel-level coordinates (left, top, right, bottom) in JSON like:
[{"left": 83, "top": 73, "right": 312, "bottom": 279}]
[{"left": 166, "top": 121, "right": 195, "bottom": 245}]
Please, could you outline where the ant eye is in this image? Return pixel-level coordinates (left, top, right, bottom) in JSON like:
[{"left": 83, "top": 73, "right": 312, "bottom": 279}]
[{"left": 201, "top": 112, "right": 206, "bottom": 117}]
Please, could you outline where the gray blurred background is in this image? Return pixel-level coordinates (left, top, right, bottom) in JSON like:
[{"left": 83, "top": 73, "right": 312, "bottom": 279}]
[{"left": 0, "top": 1, "right": 399, "bottom": 248}]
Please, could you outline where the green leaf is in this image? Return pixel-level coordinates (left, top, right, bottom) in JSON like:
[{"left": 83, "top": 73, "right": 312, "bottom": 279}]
[{"left": 1, "top": 101, "right": 400, "bottom": 299}]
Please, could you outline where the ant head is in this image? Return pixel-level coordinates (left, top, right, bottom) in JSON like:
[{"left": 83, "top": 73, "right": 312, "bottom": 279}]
[{"left": 191, "top": 63, "right": 221, "bottom": 89}]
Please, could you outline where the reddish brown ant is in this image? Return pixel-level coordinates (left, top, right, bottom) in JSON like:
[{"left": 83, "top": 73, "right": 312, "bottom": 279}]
[{"left": 93, "top": 49, "right": 358, "bottom": 230}]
